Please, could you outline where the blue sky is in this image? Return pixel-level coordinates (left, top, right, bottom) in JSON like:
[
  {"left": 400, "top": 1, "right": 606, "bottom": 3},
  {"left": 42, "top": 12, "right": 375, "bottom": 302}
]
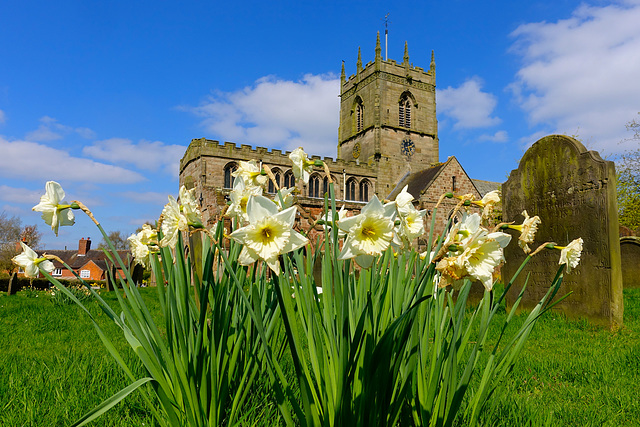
[{"left": 1, "top": 0, "right": 639, "bottom": 250}]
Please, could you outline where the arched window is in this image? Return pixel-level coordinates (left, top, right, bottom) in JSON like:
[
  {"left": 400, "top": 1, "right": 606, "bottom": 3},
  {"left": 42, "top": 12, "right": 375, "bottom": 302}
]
[
  {"left": 399, "top": 95, "right": 411, "bottom": 128},
  {"left": 323, "top": 176, "right": 329, "bottom": 197},
  {"left": 284, "top": 170, "right": 295, "bottom": 188},
  {"left": 359, "top": 180, "right": 371, "bottom": 202},
  {"left": 309, "top": 174, "right": 321, "bottom": 198},
  {"left": 356, "top": 103, "right": 364, "bottom": 132},
  {"left": 223, "top": 162, "right": 238, "bottom": 189},
  {"left": 346, "top": 177, "right": 357, "bottom": 201},
  {"left": 353, "top": 97, "right": 364, "bottom": 133},
  {"left": 268, "top": 168, "right": 282, "bottom": 193}
]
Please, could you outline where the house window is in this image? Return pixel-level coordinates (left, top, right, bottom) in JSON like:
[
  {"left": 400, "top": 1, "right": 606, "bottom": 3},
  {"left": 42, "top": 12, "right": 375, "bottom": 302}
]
[
  {"left": 309, "top": 175, "right": 320, "bottom": 198},
  {"left": 359, "top": 180, "right": 370, "bottom": 202},
  {"left": 399, "top": 96, "right": 411, "bottom": 128},
  {"left": 80, "top": 270, "right": 90, "bottom": 279},
  {"left": 268, "top": 169, "right": 281, "bottom": 193},
  {"left": 224, "top": 163, "right": 238, "bottom": 189},
  {"left": 52, "top": 268, "right": 62, "bottom": 277},
  {"left": 346, "top": 178, "right": 357, "bottom": 201},
  {"left": 284, "top": 170, "right": 295, "bottom": 188}
]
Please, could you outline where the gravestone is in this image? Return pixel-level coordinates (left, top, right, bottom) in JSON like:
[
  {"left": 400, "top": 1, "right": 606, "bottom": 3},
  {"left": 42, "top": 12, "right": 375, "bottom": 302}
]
[
  {"left": 620, "top": 237, "right": 640, "bottom": 289},
  {"left": 7, "top": 272, "right": 17, "bottom": 296},
  {"left": 502, "top": 135, "right": 623, "bottom": 328}
]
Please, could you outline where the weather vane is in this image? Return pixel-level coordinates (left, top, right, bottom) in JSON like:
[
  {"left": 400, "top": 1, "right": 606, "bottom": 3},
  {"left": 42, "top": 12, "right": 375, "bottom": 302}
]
[{"left": 381, "top": 13, "right": 391, "bottom": 60}]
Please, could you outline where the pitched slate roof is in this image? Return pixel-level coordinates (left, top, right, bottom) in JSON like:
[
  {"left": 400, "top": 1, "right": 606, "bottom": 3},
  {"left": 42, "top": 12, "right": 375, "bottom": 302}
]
[
  {"left": 44, "top": 249, "right": 129, "bottom": 270},
  {"left": 471, "top": 179, "right": 501, "bottom": 197},
  {"left": 386, "top": 161, "right": 447, "bottom": 200}
]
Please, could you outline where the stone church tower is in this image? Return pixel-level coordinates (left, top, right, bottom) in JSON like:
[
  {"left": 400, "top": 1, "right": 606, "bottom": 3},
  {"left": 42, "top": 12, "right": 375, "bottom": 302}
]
[{"left": 337, "top": 33, "right": 438, "bottom": 197}]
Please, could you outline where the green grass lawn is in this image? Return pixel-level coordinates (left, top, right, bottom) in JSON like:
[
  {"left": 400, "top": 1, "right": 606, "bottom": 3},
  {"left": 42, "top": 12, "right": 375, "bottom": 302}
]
[{"left": 1, "top": 287, "right": 639, "bottom": 426}]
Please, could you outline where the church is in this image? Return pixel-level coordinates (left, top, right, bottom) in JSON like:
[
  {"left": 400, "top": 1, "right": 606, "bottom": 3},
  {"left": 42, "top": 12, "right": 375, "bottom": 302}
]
[{"left": 179, "top": 34, "right": 497, "bottom": 241}]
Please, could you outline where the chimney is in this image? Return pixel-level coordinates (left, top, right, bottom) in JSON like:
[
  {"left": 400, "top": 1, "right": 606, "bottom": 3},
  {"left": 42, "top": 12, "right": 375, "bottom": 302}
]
[{"left": 78, "top": 237, "right": 91, "bottom": 255}]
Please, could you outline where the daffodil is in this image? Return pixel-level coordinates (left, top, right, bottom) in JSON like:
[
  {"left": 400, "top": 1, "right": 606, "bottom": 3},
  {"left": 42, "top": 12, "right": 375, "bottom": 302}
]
[
  {"left": 337, "top": 195, "right": 396, "bottom": 268},
  {"left": 289, "top": 147, "right": 317, "bottom": 185},
  {"left": 393, "top": 186, "right": 426, "bottom": 247},
  {"left": 32, "top": 181, "right": 76, "bottom": 236},
  {"left": 478, "top": 190, "right": 500, "bottom": 221},
  {"left": 557, "top": 237, "right": 583, "bottom": 273},
  {"left": 229, "top": 195, "right": 309, "bottom": 274},
  {"left": 436, "top": 213, "right": 511, "bottom": 291},
  {"left": 226, "top": 177, "right": 263, "bottom": 222},
  {"left": 507, "top": 210, "right": 541, "bottom": 254},
  {"left": 159, "top": 196, "right": 188, "bottom": 248},
  {"left": 320, "top": 205, "right": 348, "bottom": 238},
  {"left": 12, "top": 242, "right": 55, "bottom": 278},
  {"left": 128, "top": 224, "right": 159, "bottom": 268},
  {"left": 274, "top": 187, "right": 295, "bottom": 210},
  {"left": 179, "top": 186, "right": 203, "bottom": 226},
  {"left": 232, "top": 160, "right": 268, "bottom": 188}
]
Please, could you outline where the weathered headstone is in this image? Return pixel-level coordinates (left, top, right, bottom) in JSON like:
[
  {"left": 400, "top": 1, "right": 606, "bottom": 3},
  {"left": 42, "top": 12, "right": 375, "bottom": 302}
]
[
  {"left": 620, "top": 237, "right": 640, "bottom": 289},
  {"left": 7, "top": 272, "right": 17, "bottom": 296},
  {"left": 502, "top": 135, "right": 623, "bottom": 328}
]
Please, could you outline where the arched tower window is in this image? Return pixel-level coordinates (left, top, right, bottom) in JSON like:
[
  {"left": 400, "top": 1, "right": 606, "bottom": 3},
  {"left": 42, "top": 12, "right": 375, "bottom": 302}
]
[
  {"left": 353, "top": 97, "right": 364, "bottom": 133},
  {"left": 223, "top": 162, "right": 238, "bottom": 189},
  {"left": 284, "top": 170, "right": 295, "bottom": 188},
  {"left": 322, "top": 176, "right": 329, "bottom": 197},
  {"left": 309, "top": 174, "right": 321, "bottom": 198},
  {"left": 359, "top": 179, "right": 371, "bottom": 202},
  {"left": 268, "top": 168, "right": 282, "bottom": 193},
  {"left": 346, "top": 177, "right": 357, "bottom": 201},
  {"left": 399, "top": 95, "right": 412, "bottom": 128}
]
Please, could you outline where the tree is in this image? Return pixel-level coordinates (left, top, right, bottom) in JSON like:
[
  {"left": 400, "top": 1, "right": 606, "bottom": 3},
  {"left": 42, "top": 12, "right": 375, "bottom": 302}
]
[
  {"left": 617, "top": 114, "right": 640, "bottom": 232},
  {"left": 0, "top": 212, "right": 43, "bottom": 275},
  {"left": 98, "top": 230, "right": 129, "bottom": 250}
]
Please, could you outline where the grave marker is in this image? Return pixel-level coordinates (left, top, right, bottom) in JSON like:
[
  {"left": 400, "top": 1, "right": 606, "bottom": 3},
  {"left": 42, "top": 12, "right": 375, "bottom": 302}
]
[
  {"left": 502, "top": 135, "right": 623, "bottom": 328},
  {"left": 620, "top": 236, "right": 640, "bottom": 289}
]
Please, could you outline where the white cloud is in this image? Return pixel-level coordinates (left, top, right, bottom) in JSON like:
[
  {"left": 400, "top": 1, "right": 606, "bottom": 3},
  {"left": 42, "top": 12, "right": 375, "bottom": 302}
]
[
  {"left": 83, "top": 138, "right": 187, "bottom": 177},
  {"left": 0, "top": 109, "right": 6, "bottom": 125},
  {"left": 184, "top": 73, "right": 340, "bottom": 158},
  {"left": 437, "top": 78, "right": 501, "bottom": 130},
  {"left": 478, "top": 130, "right": 509, "bottom": 143},
  {"left": 25, "top": 116, "right": 96, "bottom": 142},
  {"left": 0, "top": 137, "right": 144, "bottom": 183},
  {"left": 509, "top": 1, "right": 640, "bottom": 155},
  {"left": 0, "top": 185, "right": 43, "bottom": 204}
]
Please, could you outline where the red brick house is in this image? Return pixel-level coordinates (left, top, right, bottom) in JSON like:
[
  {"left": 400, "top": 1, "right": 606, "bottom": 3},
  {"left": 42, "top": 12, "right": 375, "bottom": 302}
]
[{"left": 39, "top": 238, "right": 129, "bottom": 282}]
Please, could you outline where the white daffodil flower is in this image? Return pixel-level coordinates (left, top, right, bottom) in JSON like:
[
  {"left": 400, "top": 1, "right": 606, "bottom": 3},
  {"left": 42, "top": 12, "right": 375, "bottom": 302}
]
[
  {"left": 337, "top": 195, "right": 396, "bottom": 268},
  {"left": 229, "top": 195, "right": 309, "bottom": 275},
  {"left": 232, "top": 160, "right": 268, "bottom": 188},
  {"left": 179, "top": 186, "right": 202, "bottom": 226},
  {"left": 274, "top": 187, "right": 295, "bottom": 210},
  {"left": 226, "top": 177, "right": 263, "bottom": 222},
  {"left": 436, "top": 213, "right": 511, "bottom": 291},
  {"left": 479, "top": 190, "right": 501, "bottom": 221},
  {"left": 320, "top": 205, "right": 348, "bottom": 238},
  {"left": 558, "top": 237, "right": 583, "bottom": 273},
  {"left": 32, "top": 181, "right": 75, "bottom": 236},
  {"left": 128, "top": 224, "right": 158, "bottom": 267},
  {"left": 12, "top": 242, "right": 55, "bottom": 278},
  {"left": 393, "top": 186, "right": 426, "bottom": 247},
  {"left": 395, "top": 185, "right": 416, "bottom": 217},
  {"left": 509, "top": 210, "right": 541, "bottom": 254},
  {"left": 398, "top": 208, "right": 427, "bottom": 244},
  {"left": 289, "top": 147, "right": 315, "bottom": 185},
  {"left": 159, "top": 195, "right": 189, "bottom": 248}
]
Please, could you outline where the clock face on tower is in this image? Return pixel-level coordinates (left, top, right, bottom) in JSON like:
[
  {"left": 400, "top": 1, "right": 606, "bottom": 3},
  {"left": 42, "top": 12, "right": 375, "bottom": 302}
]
[
  {"left": 353, "top": 142, "right": 361, "bottom": 159},
  {"left": 401, "top": 137, "right": 415, "bottom": 157}
]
